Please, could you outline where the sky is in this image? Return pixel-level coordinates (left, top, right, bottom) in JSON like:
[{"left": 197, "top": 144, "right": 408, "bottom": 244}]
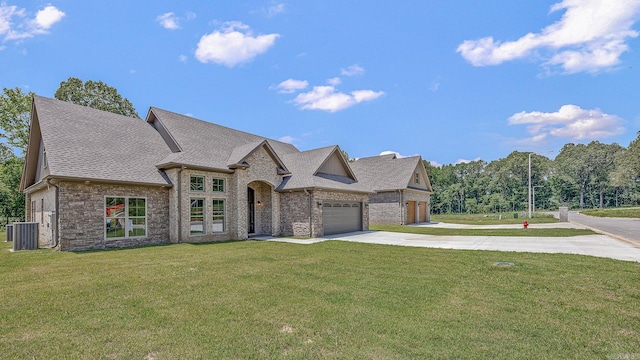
[{"left": 2, "top": 0, "right": 640, "bottom": 166}]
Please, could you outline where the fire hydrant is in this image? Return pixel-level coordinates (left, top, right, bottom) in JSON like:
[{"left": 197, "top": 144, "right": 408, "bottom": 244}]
[{"left": 523, "top": 220, "right": 529, "bottom": 229}]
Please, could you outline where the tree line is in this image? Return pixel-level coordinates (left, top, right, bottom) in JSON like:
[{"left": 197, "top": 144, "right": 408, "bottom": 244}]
[{"left": 425, "top": 137, "right": 640, "bottom": 214}]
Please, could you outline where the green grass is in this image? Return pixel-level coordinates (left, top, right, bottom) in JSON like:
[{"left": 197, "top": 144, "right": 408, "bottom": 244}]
[
  {"left": 431, "top": 212, "right": 558, "bottom": 225},
  {"left": 2, "top": 234, "right": 639, "bottom": 358},
  {"left": 581, "top": 207, "right": 640, "bottom": 219},
  {"left": 371, "top": 224, "right": 595, "bottom": 237}
]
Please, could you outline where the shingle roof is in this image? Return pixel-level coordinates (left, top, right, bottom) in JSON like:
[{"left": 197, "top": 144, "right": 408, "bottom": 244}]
[
  {"left": 351, "top": 154, "right": 430, "bottom": 192},
  {"left": 32, "top": 96, "right": 173, "bottom": 186},
  {"left": 150, "top": 107, "right": 298, "bottom": 171},
  {"left": 277, "top": 146, "right": 372, "bottom": 193}
]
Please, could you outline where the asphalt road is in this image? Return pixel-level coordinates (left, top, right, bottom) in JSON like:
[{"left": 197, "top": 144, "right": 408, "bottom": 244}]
[{"left": 569, "top": 211, "right": 640, "bottom": 246}]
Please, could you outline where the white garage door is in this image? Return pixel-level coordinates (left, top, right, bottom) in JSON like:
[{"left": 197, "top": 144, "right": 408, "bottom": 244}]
[{"left": 323, "top": 202, "right": 362, "bottom": 235}]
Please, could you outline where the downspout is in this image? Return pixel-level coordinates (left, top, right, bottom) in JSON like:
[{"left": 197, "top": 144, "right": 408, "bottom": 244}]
[
  {"left": 46, "top": 179, "right": 59, "bottom": 248},
  {"left": 399, "top": 189, "right": 405, "bottom": 225},
  {"left": 304, "top": 188, "right": 312, "bottom": 238},
  {"left": 177, "top": 166, "right": 185, "bottom": 243}
]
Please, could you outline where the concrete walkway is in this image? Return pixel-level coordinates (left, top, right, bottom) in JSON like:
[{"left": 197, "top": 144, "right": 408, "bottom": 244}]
[{"left": 261, "top": 225, "right": 640, "bottom": 262}]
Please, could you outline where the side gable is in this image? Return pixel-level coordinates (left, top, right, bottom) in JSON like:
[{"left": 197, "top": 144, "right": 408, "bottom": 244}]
[
  {"left": 407, "top": 159, "right": 433, "bottom": 191},
  {"left": 22, "top": 96, "right": 174, "bottom": 190},
  {"left": 315, "top": 146, "right": 357, "bottom": 181},
  {"left": 20, "top": 99, "right": 43, "bottom": 192},
  {"left": 146, "top": 109, "right": 182, "bottom": 153},
  {"left": 227, "top": 139, "right": 290, "bottom": 174}
]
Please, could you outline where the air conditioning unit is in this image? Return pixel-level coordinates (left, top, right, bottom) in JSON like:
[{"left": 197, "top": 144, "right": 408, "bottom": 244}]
[
  {"left": 12, "top": 222, "right": 38, "bottom": 251},
  {"left": 5, "top": 224, "right": 13, "bottom": 242}
]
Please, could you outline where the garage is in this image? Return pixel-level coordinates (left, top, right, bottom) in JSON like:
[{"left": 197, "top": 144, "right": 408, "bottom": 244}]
[{"left": 323, "top": 202, "right": 362, "bottom": 235}]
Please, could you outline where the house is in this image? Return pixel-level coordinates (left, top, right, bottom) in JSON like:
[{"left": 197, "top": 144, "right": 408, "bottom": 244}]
[
  {"left": 351, "top": 154, "right": 433, "bottom": 225},
  {"left": 20, "top": 96, "right": 432, "bottom": 251}
]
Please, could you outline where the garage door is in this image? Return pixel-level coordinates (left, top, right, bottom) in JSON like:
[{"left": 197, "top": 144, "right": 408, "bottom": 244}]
[
  {"left": 406, "top": 201, "right": 416, "bottom": 224},
  {"left": 323, "top": 202, "right": 362, "bottom": 235},
  {"left": 419, "top": 202, "right": 427, "bottom": 223}
]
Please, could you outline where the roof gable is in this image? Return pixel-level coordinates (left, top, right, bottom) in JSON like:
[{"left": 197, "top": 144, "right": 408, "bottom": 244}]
[
  {"left": 315, "top": 146, "right": 357, "bottom": 181},
  {"left": 22, "top": 96, "right": 174, "bottom": 189},
  {"left": 148, "top": 107, "right": 299, "bottom": 171},
  {"left": 227, "top": 139, "right": 290, "bottom": 174}
]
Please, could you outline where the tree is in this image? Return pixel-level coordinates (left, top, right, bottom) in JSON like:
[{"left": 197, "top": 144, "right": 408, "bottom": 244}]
[
  {"left": 54, "top": 77, "right": 140, "bottom": 118},
  {"left": 0, "top": 87, "right": 33, "bottom": 154},
  {"left": 0, "top": 156, "right": 25, "bottom": 222}
]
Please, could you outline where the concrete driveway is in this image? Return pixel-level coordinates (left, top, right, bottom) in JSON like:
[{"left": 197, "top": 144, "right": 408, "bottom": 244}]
[{"left": 263, "top": 223, "right": 640, "bottom": 262}]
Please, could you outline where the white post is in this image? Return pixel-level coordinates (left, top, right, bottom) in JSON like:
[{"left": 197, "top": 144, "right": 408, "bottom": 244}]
[{"left": 528, "top": 153, "right": 532, "bottom": 219}]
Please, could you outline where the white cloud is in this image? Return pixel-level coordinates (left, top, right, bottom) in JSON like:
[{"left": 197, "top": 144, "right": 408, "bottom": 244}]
[
  {"left": 457, "top": 0, "right": 640, "bottom": 74},
  {"left": 278, "top": 135, "right": 296, "bottom": 144},
  {"left": 380, "top": 151, "right": 410, "bottom": 158},
  {"left": 156, "top": 12, "right": 196, "bottom": 30},
  {"left": 508, "top": 104, "right": 626, "bottom": 143},
  {"left": 426, "top": 159, "right": 442, "bottom": 167},
  {"left": 271, "top": 79, "right": 308, "bottom": 93},
  {"left": 341, "top": 64, "right": 365, "bottom": 76},
  {"left": 326, "top": 77, "right": 341, "bottom": 86},
  {"left": 178, "top": 54, "right": 187, "bottom": 62},
  {"left": 195, "top": 21, "right": 279, "bottom": 67},
  {"left": 1, "top": 4, "right": 64, "bottom": 41},
  {"left": 268, "top": 3, "right": 286, "bottom": 17},
  {"left": 157, "top": 12, "right": 180, "bottom": 30},
  {"left": 293, "top": 85, "right": 384, "bottom": 112},
  {"left": 456, "top": 157, "right": 482, "bottom": 164}
]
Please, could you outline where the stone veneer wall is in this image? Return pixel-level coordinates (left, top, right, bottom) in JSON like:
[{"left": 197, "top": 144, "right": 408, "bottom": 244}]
[{"left": 57, "top": 181, "right": 170, "bottom": 251}]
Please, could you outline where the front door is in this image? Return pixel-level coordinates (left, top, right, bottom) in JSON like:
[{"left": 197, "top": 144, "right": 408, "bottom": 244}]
[{"left": 247, "top": 187, "right": 255, "bottom": 234}]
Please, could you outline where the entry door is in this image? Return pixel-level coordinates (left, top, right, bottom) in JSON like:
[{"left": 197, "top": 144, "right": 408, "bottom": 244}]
[{"left": 248, "top": 187, "right": 255, "bottom": 233}]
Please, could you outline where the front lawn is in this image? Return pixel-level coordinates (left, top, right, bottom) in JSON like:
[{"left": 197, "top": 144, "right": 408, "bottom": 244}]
[
  {"left": 1, "top": 236, "right": 639, "bottom": 358},
  {"left": 371, "top": 224, "right": 595, "bottom": 237},
  {"left": 431, "top": 212, "right": 558, "bottom": 225}
]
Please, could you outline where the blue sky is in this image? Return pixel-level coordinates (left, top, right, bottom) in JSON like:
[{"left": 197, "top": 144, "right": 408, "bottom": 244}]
[{"left": 2, "top": 1, "right": 640, "bottom": 166}]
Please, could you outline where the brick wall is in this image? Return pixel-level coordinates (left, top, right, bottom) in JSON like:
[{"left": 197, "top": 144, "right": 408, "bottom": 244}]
[{"left": 57, "top": 181, "right": 170, "bottom": 251}]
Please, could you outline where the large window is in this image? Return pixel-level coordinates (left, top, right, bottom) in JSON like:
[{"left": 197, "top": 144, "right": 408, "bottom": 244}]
[
  {"left": 212, "top": 178, "right": 225, "bottom": 192},
  {"left": 105, "top": 197, "right": 146, "bottom": 239},
  {"left": 212, "top": 199, "right": 225, "bottom": 232},
  {"left": 190, "top": 176, "right": 204, "bottom": 192},
  {"left": 190, "top": 198, "right": 205, "bottom": 234}
]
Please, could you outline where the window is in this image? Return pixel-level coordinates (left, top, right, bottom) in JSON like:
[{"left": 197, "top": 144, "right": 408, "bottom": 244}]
[
  {"left": 415, "top": 172, "right": 420, "bottom": 184},
  {"left": 212, "top": 199, "right": 225, "bottom": 232},
  {"left": 190, "top": 198, "right": 205, "bottom": 234},
  {"left": 40, "top": 199, "right": 44, "bottom": 223},
  {"left": 212, "top": 178, "right": 225, "bottom": 192},
  {"left": 43, "top": 149, "right": 48, "bottom": 169},
  {"left": 105, "top": 197, "right": 146, "bottom": 239},
  {"left": 190, "top": 176, "right": 204, "bottom": 192},
  {"left": 31, "top": 201, "right": 36, "bottom": 222}
]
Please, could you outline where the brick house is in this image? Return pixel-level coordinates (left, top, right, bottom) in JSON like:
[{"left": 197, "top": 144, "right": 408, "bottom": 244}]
[{"left": 20, "top": 96, "right": 432, "bottom": 251}]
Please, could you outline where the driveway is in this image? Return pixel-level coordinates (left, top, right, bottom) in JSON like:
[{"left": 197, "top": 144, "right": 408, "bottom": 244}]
[
  {"left": 568, "top": 211, "right": 640, "bottom": 246},
  {"left": 262, "top": 225, "right": 640, "bottom": 262}
]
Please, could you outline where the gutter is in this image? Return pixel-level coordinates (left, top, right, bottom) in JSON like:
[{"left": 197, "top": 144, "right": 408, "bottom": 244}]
[
  {"left": 46, "top": 179, "right": 59, "bottom": 249},
  {"left": 177, "top": 166, "right": 185, "bottom": 243}
]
